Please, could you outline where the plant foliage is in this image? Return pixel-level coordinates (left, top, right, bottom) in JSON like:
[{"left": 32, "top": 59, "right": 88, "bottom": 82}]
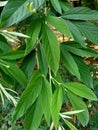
[{"left": 0, "top": 0, "right": 98, "bottom": 129}]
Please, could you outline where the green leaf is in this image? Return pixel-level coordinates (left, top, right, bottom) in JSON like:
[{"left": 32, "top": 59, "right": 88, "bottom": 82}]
[
  {"left": 50, "top": 0, "right": 62, "bottom": 14},
  {"left": 61, "top": 110, "right": 84, "bottom": 115},
  {"left": 1, "top": 0, "right": 44, "bottom": 27},
  {"left": 24, "top": 97, "right": 43, "bottom": 130},
  {"left": 68, "top": 92, "right": 89, "bottom": 126},
  {"left": 38, "top": 44, "right": 48, "bottom": 75},
  {"left": 73, "top": 55, "right": 93, "bottom": 88},
  {"left": 40, "top": 76, "right": 52, "bottom": 124},
  {"left": 51, "top": 86, "right": 63, "bottom": 126},
  {"left": 60, "top": 1, "right": 72, "bottom": 11},
  {"left": 0, "top": 69, "right": 15, "bottom": 86},
  {"left": 26, "top": 18, "right": 41, "bottom": 54},
  {"left": 21, "top": 50, "right": 36, "bottom": 79},
  {"left": 64, "top": 20, "right": 85, "bottom": 47},
  {"left": 42, "top": 24, "right": 60, "bottom": 74},
  {"left": 60, "top": 47, "right": 80, "bottom": 79},
  {"left": 0, "top": 50, "right": 25, "bottom": 60},
  {"left": 64, "top": 82, "right": 97, "bottom": 100},
  {"left": 73, "top": 21, "right": 98, "bottom": 45},
  {"left": 63, "top": 41, "right": 98, "bottom": 57},
  {"left": 13, "top": 70, "right": 42, "bottom": 121},
  {"left": 62, "top": 7, "right": 98, "bottom": 20},
  {"left": 0, "top": 34, "right": 11, "bottom": 53},
  {"left": 45, "top": 15, "right": 71, "bottom": 37},
  {"left": 64, "top": 119, "right": 77, "bottom": 130},
  {"left": 0, "top": 60, "right": 27, "bottom": 87}
]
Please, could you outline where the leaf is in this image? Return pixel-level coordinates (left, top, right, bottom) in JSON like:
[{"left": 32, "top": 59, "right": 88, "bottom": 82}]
[
  {"left": 5, "top": 31, "right": 30, "bottom": 38},
  {"left": 60, "top": 47, "right": 80, "bottom": 79},
  {"left": 0, "top": 34, "right": 11, "bottom": 53},
  {"left": 38, "top": 44, "right": 48, "bottom": 75},
  {"left": 50, "top": 0, "right": 62, "bottom": 14},
  {"left": 1, "top": 0, "right": 44, "bottom": 27},
  {"left": 45, "top": 15, "right": 71, "bottom": 37},
  {"left": 51, "top": 86, "right": 63, "bottom": 126},
  {"left": 61, "top": 110, "right": 84, "bottom": 115},
  {"left": 64, "top": 82, "right": 97, "bottom": 100},
  {"left": 63, "top": 41, "right": 98, "bottom": 57},
  {"left": 60, "top": 1, "right": 72, "bottom": 11},
  {"left": 0, "top": 50, "right": 25, "bottom": 60},
  {"left": 73, "top": 21, "right": 98, "bottom": 45},
  {"left": 63, "top": 119, "right": 77, "bottom": 130},
  {"left": 42, "top": 24, "right": 60, "bottom": 74},
  {"left": 21, "top": 50, "right": 36, "bottom": 79},
  {"left": 62, "top": 7, "right": 98, "bottom": 20},
  {"left": 26, "top": 18, "right": 41, "bottom": 54},
  {"left": 0, "top": 60, "right": 27, "bottom": 87},
  {"left": 13, "top": 70, "right": 42, "bottom": 121},
  {"left": 40, "top": 76, "right": 52, "bottom": 124},
  {"left": 0, "top": 69, "right": 15, "bottom": 86},
  {"left": 73, "top": 55, "right": 93, "bottom": 88},
  {"left": 64, "top": 20, "right": 85, "bottom": 47},
  {"left": 67, "top": 92, "right": 89, "bottom": 126},
  {"left": 24, "top": 97, "right": 43, "bottom": 130}
]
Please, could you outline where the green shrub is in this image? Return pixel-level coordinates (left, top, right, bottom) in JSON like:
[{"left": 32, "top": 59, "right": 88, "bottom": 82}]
[{"left": 0, "top": 0, "right": 98, "bottom": 129}]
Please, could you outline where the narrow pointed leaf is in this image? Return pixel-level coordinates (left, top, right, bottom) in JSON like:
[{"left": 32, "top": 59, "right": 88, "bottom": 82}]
[
  {"left": 42, "top": 24, "right": 60, "bottom": 74},
  {"left": 0, "top": 34, "right": 11, "bottom": 53},
  {"left": 52, "top": 86, "right": 63, "bottom": 126},
  {"left": 21, "top": 50, "right": 36, "bottom": 79},
  {"left": 68, "top": 92, "right": 89, "bottom": 126},
  {"left": 13, "top": 70, "right": 42, "bottom": 121},
  {"left": 50, "top": 0, "right": 62, "bottom": 14},
  {"left": 40, "top": 76, "right": 52, "bottom": 124},
  {"left": 1, "top": 0, "right": 44, "bottom": 27},
  {"left": 64, "top": 82, "right": 97, "bottom": 100},
  {"left": 24, "top": 97, "right": 43, "bottom": 130},
  {"left": 26, "top": 18, "right": 41, "bottom": 54},
  {"left": 64, "top": 20, "right": 85, "bottom": 47},
  {"left": 60, "top": 47, "right": 80, "bottom": 79},
  {"left": 62, "top": 7, "right": 98, "bottom": 20},
  {"left": 63, "top": 41, "right": 98, "bottom": 57},
  {"left": 73, "top": 21, "right": 98, "bottom": 45},
  {"left": 0, "top": 50, "right": 25, "bottom": 60},
  {"left": 64, "top": 119, "right": 78, "bottom": 130},
  {"left": 0, "top": 60, "right": 27, "bottom": 87},
  {"left": 45, "top": 15, "right": 71, "bottom": 37},
  {"left": 61, "top": 110, "right": 84, "bottom": 115},
  {"left": 73, "top": 55, "right": 93, "bottom": 88},
  {"left": 38, "top": 44, "right": 48, "bottom": 75}
]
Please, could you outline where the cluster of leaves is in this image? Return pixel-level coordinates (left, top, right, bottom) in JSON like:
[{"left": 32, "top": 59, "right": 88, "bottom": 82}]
[{"left": 0, "top": 0, "right": 98, "bottom": 129}]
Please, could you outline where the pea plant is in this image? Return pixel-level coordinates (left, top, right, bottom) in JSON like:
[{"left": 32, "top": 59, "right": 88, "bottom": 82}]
[{"left": 0, "top": 0, "right": 98, "bottom": 130}]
